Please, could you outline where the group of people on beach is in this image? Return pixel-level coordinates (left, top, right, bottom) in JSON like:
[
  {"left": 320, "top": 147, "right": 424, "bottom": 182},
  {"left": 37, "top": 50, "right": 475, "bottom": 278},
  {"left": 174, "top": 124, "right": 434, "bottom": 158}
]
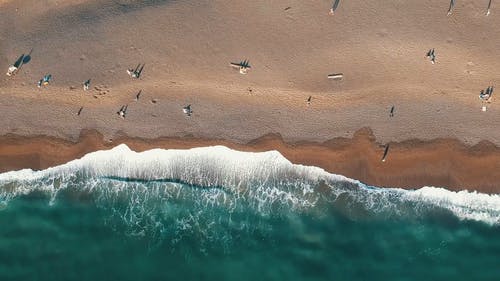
[
  {"left": 329, "top": 0, "right": 493, "bottom": 17},
  {"left": 3, "top": 0, "right": 496, "bottom": 163},
  {"left": 447, "top": 0, "right": 493, "bottom": 16}
]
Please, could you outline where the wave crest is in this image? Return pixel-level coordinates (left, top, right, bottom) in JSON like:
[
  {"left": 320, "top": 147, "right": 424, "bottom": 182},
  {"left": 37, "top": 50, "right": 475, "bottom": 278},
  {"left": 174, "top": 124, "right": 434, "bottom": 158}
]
[{"left": 0, "top": 144, "right": 499, "bottom": 242}]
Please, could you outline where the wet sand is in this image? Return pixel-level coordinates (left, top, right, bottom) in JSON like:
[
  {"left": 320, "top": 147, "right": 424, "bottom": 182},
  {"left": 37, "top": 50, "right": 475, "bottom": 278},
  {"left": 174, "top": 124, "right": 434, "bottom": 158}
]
[{"left": 0, "top": 129, "right": 498, "bottom": 194}]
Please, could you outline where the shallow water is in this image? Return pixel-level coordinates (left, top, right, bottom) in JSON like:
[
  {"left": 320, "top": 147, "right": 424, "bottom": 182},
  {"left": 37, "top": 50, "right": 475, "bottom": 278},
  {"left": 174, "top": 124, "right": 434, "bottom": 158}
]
[{"left": 0, "top": 145, "right": 498, "bottom": 280}]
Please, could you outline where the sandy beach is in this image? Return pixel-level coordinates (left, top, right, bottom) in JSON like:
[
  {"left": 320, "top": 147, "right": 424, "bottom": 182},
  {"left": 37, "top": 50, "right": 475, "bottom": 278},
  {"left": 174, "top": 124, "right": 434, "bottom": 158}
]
[{"left": 1, "top": 0, "right": 499, "bottom": 192}]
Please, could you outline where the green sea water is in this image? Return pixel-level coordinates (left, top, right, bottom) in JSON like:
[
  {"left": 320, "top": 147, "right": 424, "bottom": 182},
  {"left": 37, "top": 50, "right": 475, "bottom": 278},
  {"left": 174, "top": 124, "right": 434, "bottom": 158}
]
[
  {"left": 0, "top": 146, "right": 498, "bottom": 280},
  {"left": 1, "top": 183, "right": 499, "bottom": 281}
]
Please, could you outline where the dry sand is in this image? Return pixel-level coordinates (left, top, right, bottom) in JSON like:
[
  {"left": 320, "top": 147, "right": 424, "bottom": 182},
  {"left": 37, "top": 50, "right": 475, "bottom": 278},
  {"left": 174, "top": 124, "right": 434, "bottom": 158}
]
[{"left": 0, "top": 0, "right": 499, "bottom": 191}]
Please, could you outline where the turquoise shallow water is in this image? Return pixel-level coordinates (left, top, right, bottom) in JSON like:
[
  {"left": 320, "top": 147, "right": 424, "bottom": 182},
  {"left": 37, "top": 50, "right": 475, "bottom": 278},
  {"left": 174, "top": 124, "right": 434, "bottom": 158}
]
[
  {"left": 0, "top": 145, "right": 499, "bottom": 280},
  {"left": 0, "top": 189, "right": 498, "bottom": 281}
]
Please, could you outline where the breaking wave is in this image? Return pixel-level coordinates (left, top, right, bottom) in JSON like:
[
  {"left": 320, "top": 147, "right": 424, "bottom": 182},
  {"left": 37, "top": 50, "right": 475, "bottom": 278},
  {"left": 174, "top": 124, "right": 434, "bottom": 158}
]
[{"left": 0, "top": 144, "right": 498, "bottom": 245}]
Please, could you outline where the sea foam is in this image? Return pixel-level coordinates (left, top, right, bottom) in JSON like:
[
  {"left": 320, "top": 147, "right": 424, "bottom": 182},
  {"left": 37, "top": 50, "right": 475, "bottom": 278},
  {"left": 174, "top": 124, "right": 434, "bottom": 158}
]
[{"left": 0, "top": 144, "right": 499, "bottom": 226}]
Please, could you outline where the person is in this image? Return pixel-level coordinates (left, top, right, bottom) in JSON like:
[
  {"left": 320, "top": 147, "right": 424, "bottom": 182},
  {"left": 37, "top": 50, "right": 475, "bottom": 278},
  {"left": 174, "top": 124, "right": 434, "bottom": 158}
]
[
  {"left": 447, "top": 0, "right": 455, "bottom": 16},
  {"left": 479, "top": 86, "right": 494, "bottom": 111},
  {"left": 6, "top": 65, "right": 18, "bottom": 76},
  {"left": 37, "top": 74, "right": 52, "bottom": 88},
  {"left": 230, "top": 60, "right": 251, "bottom": 74},
  {"left": 134, "top": 90, "right": 142, "bottom": 101},
  {"left": 127, "top": 64, "right": 139, "bottom": 76},
  {"left": 127, "top": 64, "right": 145, "bottom": 78},
  {"left": 426, "top": 49, "right": 436, "bottom": 64},
  {"left": 479, "top": 86, "right": 494, "bottom": 102},
  {"left": 183, "top": 105, "right": 192, "bottom": 116},
  {"left": 381, "top": 144, "right": 390, "bottom": 162},
  {"left": 329, "top": 0, "right": 340, "bottom": 15},
  {"left": 83, "top": 79, "right": 91, "bottom": 91},
  {"left": 7, "top": 54, "right": 25, "bottom": 76},
  {"left": 117, "top": 105, "right": 128, "bottom": 118}
]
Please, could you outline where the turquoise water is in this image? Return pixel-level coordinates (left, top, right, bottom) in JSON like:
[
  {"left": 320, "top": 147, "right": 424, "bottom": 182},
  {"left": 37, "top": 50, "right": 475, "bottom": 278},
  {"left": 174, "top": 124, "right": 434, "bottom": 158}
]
[{"left": 0, "top": 145, "right": 499, "bottom": 280}]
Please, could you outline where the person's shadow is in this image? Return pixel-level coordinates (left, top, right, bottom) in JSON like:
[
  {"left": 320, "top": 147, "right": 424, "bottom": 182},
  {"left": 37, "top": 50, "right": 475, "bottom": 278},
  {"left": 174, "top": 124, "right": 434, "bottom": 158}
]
[
  {"left": 22, "top": 49, "right": 32, "bottom": 64},
  {"left": 13, "top": 54, "right": 24, "bottom": 68},
  {"left": 13, "top": 49, "right": 33, "bottom": 68}
]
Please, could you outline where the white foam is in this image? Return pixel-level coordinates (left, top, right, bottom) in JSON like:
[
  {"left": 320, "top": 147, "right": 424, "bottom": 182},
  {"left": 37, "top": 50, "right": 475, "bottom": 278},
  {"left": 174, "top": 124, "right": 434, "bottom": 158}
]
[
  {"left": 0, "top": 144, "right": 348, "bottom": 215},
  {"left": 403, "top": 186, "right": 500, "bottom": 225},
  {"left": 0, "top": 144, "right": 499, "bottom": 225},
  {"left": 0, "top": 144, "right": 350, "bottom": 184}
]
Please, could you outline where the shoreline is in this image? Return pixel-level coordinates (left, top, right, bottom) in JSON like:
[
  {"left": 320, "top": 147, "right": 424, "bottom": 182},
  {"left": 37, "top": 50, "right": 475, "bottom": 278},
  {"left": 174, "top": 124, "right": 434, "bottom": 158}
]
[{"left": 1, "top": 128, "right": 498, "bottom": 194}]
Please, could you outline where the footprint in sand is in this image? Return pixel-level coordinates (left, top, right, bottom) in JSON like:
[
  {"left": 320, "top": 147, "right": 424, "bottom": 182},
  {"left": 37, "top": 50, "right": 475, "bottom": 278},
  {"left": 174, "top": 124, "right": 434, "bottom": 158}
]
[
  {"left": 377, "top": 29, "right": 388, "bottom": 37},
  {"left": 465, "top": 62, "right": 475, "bottom": 75}
]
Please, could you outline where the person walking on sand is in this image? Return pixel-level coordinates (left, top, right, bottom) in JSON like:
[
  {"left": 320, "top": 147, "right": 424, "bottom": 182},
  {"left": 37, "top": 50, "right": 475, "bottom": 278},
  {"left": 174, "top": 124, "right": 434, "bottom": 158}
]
[
  {"left": 447, "top": 0, "right": 455, "bottom": 16},
  {"left": 134, "top": 90, "right": 142, "bottom": 101},
  {"left": 480, "top": 86, "right": 494, "bottom": 102},
  {"left": 426, "top": 49, "right": 436, "bottom": 64},
  {"left": 486, "top": 0, "right": 492, "bottom": 16},
  {"left": 389, "top": 106, "right": 395, "bottom": 117},
  {"left": 117, "top": 105, "right": 128, "bottom": 119},
  {"left": 329, "top": 0, "right": 340, "bottom": 15},
  {"left": 479, "top": 86, "right": 494, "bottom": 111},
  {"left": 127, "top": 64, "right": 145, "bottom": 78}
]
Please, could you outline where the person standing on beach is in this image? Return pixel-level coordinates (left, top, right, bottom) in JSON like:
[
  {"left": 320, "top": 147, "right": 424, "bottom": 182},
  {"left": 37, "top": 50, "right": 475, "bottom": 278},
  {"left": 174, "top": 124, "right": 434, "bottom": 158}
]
[
  {"left": 381, "top": 144, "right": 390, "bottom": 162},
  {"left": 83, "top": 79, "right": 91, "bottom": 91},
  {"left": 183, "top": 105, "right": 193, "bottom": 117}
]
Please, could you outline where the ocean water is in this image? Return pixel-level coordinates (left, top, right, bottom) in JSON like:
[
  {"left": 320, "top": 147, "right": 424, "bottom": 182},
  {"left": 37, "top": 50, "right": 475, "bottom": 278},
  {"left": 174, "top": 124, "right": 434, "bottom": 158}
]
[{"left": 0, "top": 145, "right": 498, "bottom": 281}]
